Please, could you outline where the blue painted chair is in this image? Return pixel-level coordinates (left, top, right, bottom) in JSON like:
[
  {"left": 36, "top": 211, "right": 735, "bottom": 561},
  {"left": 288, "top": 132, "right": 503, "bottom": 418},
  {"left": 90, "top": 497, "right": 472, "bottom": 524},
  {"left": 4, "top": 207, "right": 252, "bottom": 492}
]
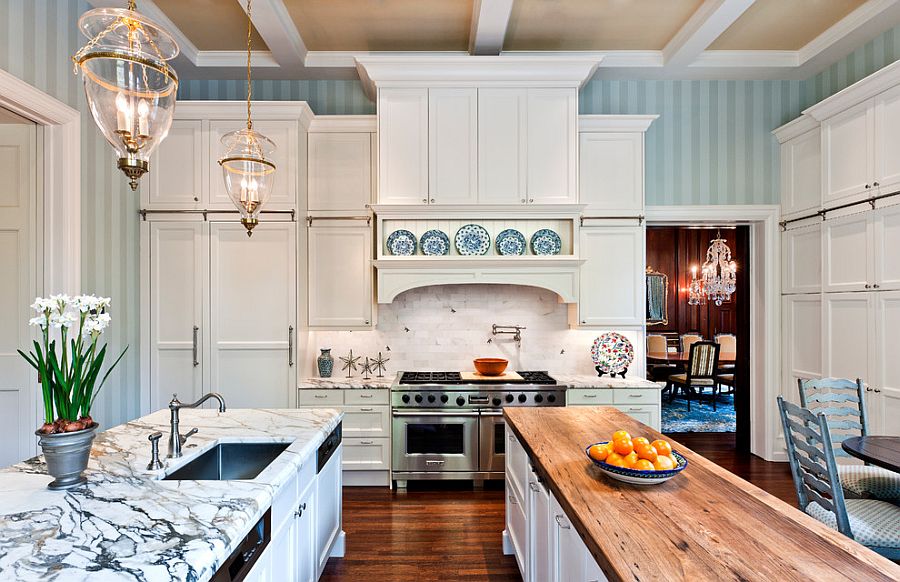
[
  {"left": 777, "top": 397, "right": 900, "bottom": 560},
  {"left": 798, "top": 378, "right": 900, "bottom": 501}
]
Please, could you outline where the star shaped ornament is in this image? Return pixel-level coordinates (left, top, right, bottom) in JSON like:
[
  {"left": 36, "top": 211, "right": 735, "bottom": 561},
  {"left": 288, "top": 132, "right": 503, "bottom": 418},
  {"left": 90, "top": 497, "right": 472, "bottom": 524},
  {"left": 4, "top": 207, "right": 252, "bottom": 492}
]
[
  {"left": 339, "top": 349, "right": 361, "bottom": 378},
  {"left": 372, "top": 352, "right": 390, "bottom": 378},
  {"left": 361, "top": 357, "right": 373, "bottom": 380}
]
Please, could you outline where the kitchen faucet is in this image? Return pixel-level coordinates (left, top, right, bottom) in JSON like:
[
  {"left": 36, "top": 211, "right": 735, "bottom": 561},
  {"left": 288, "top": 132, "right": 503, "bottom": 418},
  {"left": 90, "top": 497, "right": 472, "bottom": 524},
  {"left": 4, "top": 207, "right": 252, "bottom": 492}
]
[
  {"left": 492, "top": 324, "right": 526, "bottom": 348},
  {"left": 167, "top": 392, "right": 227, "bottom": 458}
]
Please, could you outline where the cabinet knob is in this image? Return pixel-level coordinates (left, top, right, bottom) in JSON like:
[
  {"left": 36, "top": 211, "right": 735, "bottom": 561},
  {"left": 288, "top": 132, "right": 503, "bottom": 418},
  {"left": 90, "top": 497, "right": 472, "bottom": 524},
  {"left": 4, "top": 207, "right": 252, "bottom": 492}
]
[
  {"left": 874, "top": 181, "right": 880, "bottom": 187},
  {"left": 874, "top": 388, "right": 882, "bottom": 393},
  {"left": 422, "top": 198, "right": 428, "bottom": 204},
  {"left": 866, "top": 184, "right": 872, "bottom": 189},
  {"left": 866, "top": 387, "right": 873, "bottom": 392},
  {"left": 873, "top": 284, "right": 881, "bottom": 289},
  {"left": 193, "top": 196, "right": 199, "bottom": 202},
  {"left": 865, "top": 284, "right": 872, "bottom": 289},
  {"left": 365, "top": 320, "right": 370, "bottom": 325},
  {"left": 430, "top": 199, "right": 435, "bottom": 203},
  {"left": 521, "top": 199, "right": 526, "bottom": 204},
  {"left": 528, "top": 199, "right": 534, "bottom": 203}
]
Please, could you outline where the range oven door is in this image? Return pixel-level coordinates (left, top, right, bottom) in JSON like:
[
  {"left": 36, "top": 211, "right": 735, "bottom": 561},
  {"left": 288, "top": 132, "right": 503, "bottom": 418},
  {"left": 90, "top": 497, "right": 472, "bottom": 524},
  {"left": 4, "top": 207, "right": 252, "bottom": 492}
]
[
  {"left": 392, "top": 410, "right": 479, "bottom": 472},
  {"left": 479, "top": 410, "right": 506, "bottom": 473}
]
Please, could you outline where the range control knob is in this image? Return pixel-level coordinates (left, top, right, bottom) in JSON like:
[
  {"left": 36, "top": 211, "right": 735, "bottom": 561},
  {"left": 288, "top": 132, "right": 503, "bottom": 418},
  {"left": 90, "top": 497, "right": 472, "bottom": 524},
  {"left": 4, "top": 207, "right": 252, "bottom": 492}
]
[
  {"left": 427, "top": 394, "right": 436, "bottom": 403},
  {"left": 440, "top": 394, "right": 449, "bottom": 404},
  {"left": 401, "top": 394, "right": 410, "bottom": 404},
  {"left": 414, "top": 394, "right": 423, "bottom": 403},
  {"left": 518, "top": 394, "right": 527, "bottom": 403},
  {"left": 534, "top": 394, "right": 544, "bottom": 403},
  {"left": 505, "top": 394, "right": 514, "bottom": 403},
  {"left": 456, "top": 396, "right": 466, "bottom": 406},
  {"left": 547, "top": 394, "right": 556, "bottom": 403},
  {"left": 492, "top": 397, "right": 502, "bottom": 407}
]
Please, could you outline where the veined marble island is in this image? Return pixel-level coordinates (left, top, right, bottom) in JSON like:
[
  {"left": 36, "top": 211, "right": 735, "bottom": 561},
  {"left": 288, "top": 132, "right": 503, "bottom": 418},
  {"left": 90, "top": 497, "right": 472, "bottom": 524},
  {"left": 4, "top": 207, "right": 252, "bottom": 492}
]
[{"left": 0, "top": 408, "right": 345, "bottom": 581}]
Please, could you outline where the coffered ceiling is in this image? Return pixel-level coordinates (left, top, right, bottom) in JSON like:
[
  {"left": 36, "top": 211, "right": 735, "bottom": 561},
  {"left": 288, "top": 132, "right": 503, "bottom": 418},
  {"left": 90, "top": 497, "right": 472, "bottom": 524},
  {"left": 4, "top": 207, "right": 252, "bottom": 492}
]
[{"left": 90, "top": 0, "right": 900, "bottom": 81}]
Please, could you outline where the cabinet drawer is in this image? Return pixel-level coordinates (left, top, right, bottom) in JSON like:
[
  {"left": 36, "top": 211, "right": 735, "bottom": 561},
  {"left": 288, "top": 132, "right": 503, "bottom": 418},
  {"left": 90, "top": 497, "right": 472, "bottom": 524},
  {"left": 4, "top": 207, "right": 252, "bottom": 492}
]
[
  {"left": 344, "top": 390, "right": 389, "bottom": 405},
  {"left": 613, "top": 389, "right": 658, "bottom": 405},
  {"left": 567, "top": 389, "right": 614, "bottom": 405},
  {"left": 298, "top": 390, "right": 343, "bottom": 406},
  {"left": 613, "top": 404, "right": 660, "bottom": 431},
  {"left": 342, "top": 437, "right": 390, "bottom": 471},
  {"left": 339, "top": 406, "right": 390, "bottom": 438}
]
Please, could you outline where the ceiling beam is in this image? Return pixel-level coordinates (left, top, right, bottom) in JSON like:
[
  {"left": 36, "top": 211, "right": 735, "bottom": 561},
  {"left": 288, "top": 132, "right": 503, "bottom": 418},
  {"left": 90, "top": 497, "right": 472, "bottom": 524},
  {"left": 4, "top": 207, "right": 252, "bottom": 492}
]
[
  {"left": 663, "top": 0, "right": 756, "bottom": 67},
  {"left": 236, "top": 0, "right": 307, "bottom": 68},
  {"left": 85, "top": 0, "right": 199, "bottom": 64},
  {"left": 469, "top": 0, "right": 515, "bottom": 56}
]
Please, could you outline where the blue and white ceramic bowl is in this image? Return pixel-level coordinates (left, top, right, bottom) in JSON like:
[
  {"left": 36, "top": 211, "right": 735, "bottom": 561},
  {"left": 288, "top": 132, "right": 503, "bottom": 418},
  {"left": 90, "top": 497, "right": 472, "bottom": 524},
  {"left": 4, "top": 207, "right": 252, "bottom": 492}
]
[
  {"left": 420, "top": 229, "right": 450, "bottom": 256},
  {"left": 455, "top": 224, "right": 491, "bottom": 256},
  {"left": 530, "top": 229, "right": 562, "bottom": 255},
  {"left": 387, "top": 229, "right": 417, "bottom": 256},
  {"left": 495, "top": 229, "right": 527, "bottom": 256},
  {"left": 585, "top": 442, "right": 688, "bottom": 485}
]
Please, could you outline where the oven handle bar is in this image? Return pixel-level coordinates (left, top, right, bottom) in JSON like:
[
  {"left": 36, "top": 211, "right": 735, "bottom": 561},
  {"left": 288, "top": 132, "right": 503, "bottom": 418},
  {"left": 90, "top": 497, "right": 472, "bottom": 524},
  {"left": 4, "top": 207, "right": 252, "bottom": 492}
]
[
  {"left": 392, "top": 410, "right": 480, "bottom": 417},
  {"left": 480, "top": 410, "right": 504, "bottom": 416}
]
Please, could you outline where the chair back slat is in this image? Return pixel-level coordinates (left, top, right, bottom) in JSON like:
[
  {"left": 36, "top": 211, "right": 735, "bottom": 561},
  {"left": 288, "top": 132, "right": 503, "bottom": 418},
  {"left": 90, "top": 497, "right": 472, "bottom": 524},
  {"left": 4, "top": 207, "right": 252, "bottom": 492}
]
[
  {"left": 778, "top": 397, "right": 853, "bottom": 537},
  {"left": 810, "top": 407, "right": 861, "bottom": 419},
  {"left": 798, "top": 378, "right": 869, "bottom": 463},
  {"left": 687, "top": 341, "right": 720, "bottom": 380},
  {"left": 804, "top": 391, "right": 861, "bottom": 404}
]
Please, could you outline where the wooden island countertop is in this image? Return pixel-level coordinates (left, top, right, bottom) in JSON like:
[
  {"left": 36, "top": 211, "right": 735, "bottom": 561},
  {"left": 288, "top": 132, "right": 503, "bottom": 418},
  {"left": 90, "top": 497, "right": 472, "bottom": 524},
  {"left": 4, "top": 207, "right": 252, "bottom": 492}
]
[{"left": 503, "top": 406, "right": 900, "bottom": 582}]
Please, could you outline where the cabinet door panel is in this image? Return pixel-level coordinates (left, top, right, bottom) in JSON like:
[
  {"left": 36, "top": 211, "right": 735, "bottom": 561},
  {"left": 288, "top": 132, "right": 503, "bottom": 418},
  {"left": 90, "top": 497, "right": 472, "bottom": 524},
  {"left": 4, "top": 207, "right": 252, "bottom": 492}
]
[
  {"left": 339, "top": 406, "right": 389, "bottom": 438},
  {"left": 579, "top": 227, "right": 644, "bottom": 326},
  {"left": 823, "top": 293, "right": 873, "bottom": 381},
  {"left": 295, "top": 482, "right": 316, "bottom": 582},
  {"left": 613, "top": 405, "right": 659, "bottom": 431},
  {"left": 269, "top": 512, "right": 295, "bottom": 579},
  {"left": 873, "top": 292, "right": 900, "bottom": 435},
  {"left": 478, "top": 89, "right": 527, "bottom": 204},
  {"left": 149, "top": 222, "right": 204, "bottom": 412},
  {"left": 429, "top": 88, "right": 477, "bottom": 204},
  {"left": 874, "top": 84, "right": 900, "bottom": 191},
  {"left": 209, "top": 222, "right": 295, "bottom": 408},
  {"left": 145, "top": 119, "right": 204, "bottom": 208},
  {"left": 579, "top": 132, "right": 643, "bottom": 214},
  {"left": 315, "top": 446, "right": 342, "bottom": 574},
  {"left": 308, "top": 132, "right": 372, "bottom": 212},
  {"left": 550, "top": 493, "right": 586, "bottom": 582},
  {"left": 308, "top": 224, "right": 372, "bottom": 328},
  {"left": 378, "top": 88, "right": 428, "bottom": 204},
  {"left": 781, "top": 128, "right": 821, "bottom": 217},
  {"left": 781, "top": 224, "right": 821, "bottom": 294},
  {"left": 823, "top": 213, "right": 872, "bottom": 292},
  {"left": 782, "top": 295, "right": 822, "bottom": 399},
  {"left": 507, "top": 481, "right": 528, "bottom": 578},
  {"left": 527, "top": 89, "right": 576, "bottom": 204},
  {"left": 528, "top": 478, "right": 552, "bottom": 582},
  {"left": 823, "top": 100, "right": 873, "bottom": 205},
  {"left": 873, "top": 203, "right": 900, "bottom": 290}
]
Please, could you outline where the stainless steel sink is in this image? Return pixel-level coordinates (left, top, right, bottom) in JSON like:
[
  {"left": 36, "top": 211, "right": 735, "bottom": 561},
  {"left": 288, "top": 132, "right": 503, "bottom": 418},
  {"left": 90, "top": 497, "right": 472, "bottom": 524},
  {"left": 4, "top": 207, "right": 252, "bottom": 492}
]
[{"left": 163, "top": 442, "right": 290, "bottom": 481}]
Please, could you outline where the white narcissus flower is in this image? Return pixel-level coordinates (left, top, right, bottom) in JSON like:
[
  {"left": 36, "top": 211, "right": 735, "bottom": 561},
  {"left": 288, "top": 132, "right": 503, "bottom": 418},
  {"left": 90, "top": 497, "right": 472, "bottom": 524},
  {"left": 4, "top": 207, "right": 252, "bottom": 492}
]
[
  {"left": 30, "top": 297, "right": 55, "bottom": 313},
  {"left": 28, "top": 315, "right": 48, "bottom": 329},
  {"left": 49, "top": 311, "right": 77, "bottom": 329}
]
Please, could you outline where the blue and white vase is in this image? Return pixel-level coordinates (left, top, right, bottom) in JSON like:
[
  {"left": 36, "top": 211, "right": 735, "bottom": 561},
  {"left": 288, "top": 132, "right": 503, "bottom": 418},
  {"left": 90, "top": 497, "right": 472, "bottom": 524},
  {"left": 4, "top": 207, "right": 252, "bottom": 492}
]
[{"left": 317, "top": 348, "right": 334, "bottom": 378}]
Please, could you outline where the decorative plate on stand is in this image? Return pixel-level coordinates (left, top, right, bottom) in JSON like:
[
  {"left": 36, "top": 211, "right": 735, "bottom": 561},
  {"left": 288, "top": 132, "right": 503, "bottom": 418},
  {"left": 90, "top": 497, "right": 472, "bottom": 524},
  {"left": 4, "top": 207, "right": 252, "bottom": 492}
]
[
  {"left": 495, "top": 229, "right": 527, "bottom": 256},
  {"left": 420, "top": 229, "right": 450, "bottom": 256},
  {"left": 591, "top": 332, "right": 634, "bottom": 378},
  {"left": 387, "top": 229, "right": 418, "bottom": 256},
  {"left": 530, "top": 229, "right": 562, "bottom": 255},
  {"left": 455, "top": 224, "right": 491, "bottom": 256}
]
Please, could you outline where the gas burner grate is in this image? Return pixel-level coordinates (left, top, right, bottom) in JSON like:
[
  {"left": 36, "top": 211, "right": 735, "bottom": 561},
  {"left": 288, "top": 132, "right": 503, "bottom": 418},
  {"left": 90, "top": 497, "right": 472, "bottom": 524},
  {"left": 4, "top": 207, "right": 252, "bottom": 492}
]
[
  {"left": 399, "top": 371, "right": 463, "bottom": 384},
  {"left": 516, "top": 371, "right": 557, "bottom": 385}
]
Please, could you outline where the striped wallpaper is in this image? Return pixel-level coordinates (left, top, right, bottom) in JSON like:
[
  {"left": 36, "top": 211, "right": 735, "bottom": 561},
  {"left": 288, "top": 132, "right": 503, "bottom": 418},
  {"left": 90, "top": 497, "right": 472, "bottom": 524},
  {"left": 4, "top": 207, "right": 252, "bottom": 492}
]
[{"left": 178, "top": 79, "right": 375, "bottom": 115}]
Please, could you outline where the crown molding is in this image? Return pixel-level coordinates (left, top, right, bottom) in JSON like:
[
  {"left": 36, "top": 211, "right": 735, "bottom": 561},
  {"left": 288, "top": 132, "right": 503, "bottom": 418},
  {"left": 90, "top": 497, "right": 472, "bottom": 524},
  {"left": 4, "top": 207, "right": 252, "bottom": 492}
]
[
  {"left": 772, "top": 114, "right": 819, "bottom": 144},
  {"left": 804, "top": 58, "right": 900, "bottom": 120},
  {"left": 308, "top": 115, "right": 377, "bottom": 133},
  {"left": 194, "top": 50, "right": 279, "bottom": 68},
  {"left": 578, "top": 115, "right": 659, "bottom": 133},
  {"left": 174, "top": 100, "right": 315, "bottom": 122}
]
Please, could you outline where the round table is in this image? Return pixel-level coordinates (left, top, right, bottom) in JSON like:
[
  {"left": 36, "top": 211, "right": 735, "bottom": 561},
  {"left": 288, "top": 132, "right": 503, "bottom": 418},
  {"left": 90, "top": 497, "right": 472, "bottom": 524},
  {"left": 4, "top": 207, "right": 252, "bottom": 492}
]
[
  {"left": 841, "top": 436, "right": 900, "bottom": 473},
  {"left": 647, "top": 351, "right": 737, "bottom": 364}
]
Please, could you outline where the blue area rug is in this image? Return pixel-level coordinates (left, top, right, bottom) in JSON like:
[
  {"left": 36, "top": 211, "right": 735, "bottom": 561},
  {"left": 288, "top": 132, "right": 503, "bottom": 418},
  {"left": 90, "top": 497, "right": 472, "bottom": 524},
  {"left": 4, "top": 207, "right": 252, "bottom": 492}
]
[{"left": 661, "top": 391, "right": 736, "bottom": 433}]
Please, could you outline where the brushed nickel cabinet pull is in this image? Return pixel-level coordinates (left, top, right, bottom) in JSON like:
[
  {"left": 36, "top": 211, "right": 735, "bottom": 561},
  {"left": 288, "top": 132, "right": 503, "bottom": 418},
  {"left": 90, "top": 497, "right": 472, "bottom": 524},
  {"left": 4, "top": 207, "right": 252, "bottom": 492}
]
[
  {"left": 554, "top": 515, "right": 570, "bottom": 529},
  {"left": 508, "top": 495, "right": 518, "bottom": 505},
  {"left": 288, "top": 325, "right": 294, "bottom": 366},
  {"left": 360, "top": 440, "right": 375, "bottom": 445},
  {"left": 359, "top": 393, "right": 374, "bottom": 398},
  {"left": 359, "top": 407, "right": 375, "bottom": 412},
  {"left": 192, "top": 326, "right": 199, "bottom": 367}
]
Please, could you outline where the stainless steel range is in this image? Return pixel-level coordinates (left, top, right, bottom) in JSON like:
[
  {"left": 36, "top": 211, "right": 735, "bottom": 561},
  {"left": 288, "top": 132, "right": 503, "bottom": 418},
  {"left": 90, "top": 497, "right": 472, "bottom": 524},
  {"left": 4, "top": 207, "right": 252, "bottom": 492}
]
[{"left": 391, "top": 371, "right": 565, "bottom": 487}]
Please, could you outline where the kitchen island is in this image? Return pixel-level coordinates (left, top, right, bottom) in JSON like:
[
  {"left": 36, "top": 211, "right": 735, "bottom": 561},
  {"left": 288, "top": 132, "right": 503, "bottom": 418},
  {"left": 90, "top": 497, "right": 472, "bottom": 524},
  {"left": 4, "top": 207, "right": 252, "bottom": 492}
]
[
  {"left": 503, "top": 406, "right": 900, "bottom": 581},
  {"left": 0, "top": 408, "right": 344, "bottom": 581}
]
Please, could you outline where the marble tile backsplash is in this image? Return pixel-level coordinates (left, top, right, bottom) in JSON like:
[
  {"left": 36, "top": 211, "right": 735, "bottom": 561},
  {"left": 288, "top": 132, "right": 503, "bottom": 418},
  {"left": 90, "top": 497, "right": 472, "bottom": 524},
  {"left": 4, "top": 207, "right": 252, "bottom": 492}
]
[{"left": 302, "top": 284, "right": 645, "bottom": 380}]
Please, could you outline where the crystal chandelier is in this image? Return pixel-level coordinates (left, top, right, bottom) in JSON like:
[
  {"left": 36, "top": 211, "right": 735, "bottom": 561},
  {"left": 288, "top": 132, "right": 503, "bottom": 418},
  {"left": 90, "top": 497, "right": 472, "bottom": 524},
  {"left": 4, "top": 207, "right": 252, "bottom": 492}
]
[
  {"left": 687, "top": 265, "right": 703, "bottom": 306},
  {"left": 73, "top": 0, "right": 179, "bottom": 190},
  {"left": 218, "top": 0, "right": 276, "bottom": 237},
  {"left": 700, "top": 231, "right": 737, "bottom": 306}
]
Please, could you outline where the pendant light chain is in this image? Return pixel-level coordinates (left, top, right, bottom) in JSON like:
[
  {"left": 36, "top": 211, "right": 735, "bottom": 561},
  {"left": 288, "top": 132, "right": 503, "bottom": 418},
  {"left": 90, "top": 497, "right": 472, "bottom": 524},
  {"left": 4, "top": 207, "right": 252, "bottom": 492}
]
[{"left": 246, "top": 0, "right": 253, "bottom": 131}]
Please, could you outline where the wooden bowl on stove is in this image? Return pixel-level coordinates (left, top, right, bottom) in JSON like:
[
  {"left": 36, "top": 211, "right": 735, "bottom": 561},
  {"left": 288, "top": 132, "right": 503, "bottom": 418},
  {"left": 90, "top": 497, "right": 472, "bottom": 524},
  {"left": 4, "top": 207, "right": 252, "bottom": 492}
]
[{"left": 473, "top": 358, "right": 508, "bottom": 376}]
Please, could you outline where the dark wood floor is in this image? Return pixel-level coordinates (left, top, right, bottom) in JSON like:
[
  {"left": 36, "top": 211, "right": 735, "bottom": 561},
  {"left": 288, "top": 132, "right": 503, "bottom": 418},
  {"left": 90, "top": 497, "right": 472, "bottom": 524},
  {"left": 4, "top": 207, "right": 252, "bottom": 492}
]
[{"left": 320, "top": 433, "right": 795, "bottom": 582}]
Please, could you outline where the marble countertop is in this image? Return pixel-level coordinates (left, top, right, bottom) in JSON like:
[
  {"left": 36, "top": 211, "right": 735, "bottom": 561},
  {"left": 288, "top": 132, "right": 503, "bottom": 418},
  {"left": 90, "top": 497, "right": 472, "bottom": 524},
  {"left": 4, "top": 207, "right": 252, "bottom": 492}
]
[
  {"left": 0, "top": 407, "right": 343, "bottom": 581},
  {"left": 299, "top": 377, "right": 394, "bottom": 389},
  {"left": 300, "top": 374, "right": 661, "bottom": 390}
]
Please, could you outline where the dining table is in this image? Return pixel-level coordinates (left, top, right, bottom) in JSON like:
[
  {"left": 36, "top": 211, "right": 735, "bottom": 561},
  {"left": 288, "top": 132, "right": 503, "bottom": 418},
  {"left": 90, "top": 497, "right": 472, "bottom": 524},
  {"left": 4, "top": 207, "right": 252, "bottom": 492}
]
[
  {"left": 647, "top": 351, "right": 737, "bottom": 364},
  {"left": 841, "top": 435, "right": 900, "bottom": 473}
]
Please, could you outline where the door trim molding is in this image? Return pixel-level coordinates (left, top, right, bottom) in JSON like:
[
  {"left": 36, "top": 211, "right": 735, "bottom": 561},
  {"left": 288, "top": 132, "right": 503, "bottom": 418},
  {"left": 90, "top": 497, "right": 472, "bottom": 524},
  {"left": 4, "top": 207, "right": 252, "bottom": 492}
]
[{"left": 646, "top": 204, "right": 782, "bottom": 461}]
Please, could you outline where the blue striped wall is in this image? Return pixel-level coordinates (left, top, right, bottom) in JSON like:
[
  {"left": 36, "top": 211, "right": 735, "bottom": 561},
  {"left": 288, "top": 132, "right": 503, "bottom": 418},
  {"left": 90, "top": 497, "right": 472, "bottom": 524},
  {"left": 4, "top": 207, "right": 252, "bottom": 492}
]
[{"left": 178, "top": 79, "right": 374, "bottom": 115}]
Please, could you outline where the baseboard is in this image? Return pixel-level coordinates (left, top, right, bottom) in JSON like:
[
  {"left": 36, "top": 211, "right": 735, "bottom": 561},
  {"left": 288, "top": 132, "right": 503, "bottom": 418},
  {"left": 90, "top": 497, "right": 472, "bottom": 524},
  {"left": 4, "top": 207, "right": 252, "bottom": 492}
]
[
  {"left": 501, "top": 529, "right": 513, "bottom": 555},
  {"left": 330, "top": 531, "right": 346, "bottom": 558},
  {"left": 343, "top": 470, "right": 391, "bottom": 487}
]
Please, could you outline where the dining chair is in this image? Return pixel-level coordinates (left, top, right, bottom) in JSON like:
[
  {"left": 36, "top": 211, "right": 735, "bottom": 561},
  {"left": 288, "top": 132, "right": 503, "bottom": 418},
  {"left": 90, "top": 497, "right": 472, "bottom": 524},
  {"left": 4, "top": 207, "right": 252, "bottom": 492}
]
[
  {"left": 798, "top": 378, "right": 900, "bottom": 502},
  {"left": 665, "top": 341, "right": 720, "bottom": 411},
  {"left": 647, "top": 334, "right": 667, "bottom": 353},
  {"left": 777, "top": 397, "right": 900, "bottom": 559},
  {"left": 647, "top": 334, "right": 677, "bottom": 385},
  {"left": 680, "top": 334, "right": 703, "bottom": 353}
]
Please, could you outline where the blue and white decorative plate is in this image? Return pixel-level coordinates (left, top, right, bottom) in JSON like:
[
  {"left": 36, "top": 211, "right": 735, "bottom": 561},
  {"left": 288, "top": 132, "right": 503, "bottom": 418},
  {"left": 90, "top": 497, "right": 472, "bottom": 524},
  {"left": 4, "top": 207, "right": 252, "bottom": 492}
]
[
  {"left": 530, "top": 229, "right": 562, "bottom": 255},
  {"left": 495, "top": 229, "right": 527, "bottom": 256},
  {"left": 420, "top": 229, "right": 450, "bottom": 256},
  {"left": 585, "top": 442, "right": 688, "bottom": 485},
  {"left": 387, "top": 229, "right": 417, "bottom": 256},
  {"left": 455, "top": 224, "right": 491, "bottom": 256}
]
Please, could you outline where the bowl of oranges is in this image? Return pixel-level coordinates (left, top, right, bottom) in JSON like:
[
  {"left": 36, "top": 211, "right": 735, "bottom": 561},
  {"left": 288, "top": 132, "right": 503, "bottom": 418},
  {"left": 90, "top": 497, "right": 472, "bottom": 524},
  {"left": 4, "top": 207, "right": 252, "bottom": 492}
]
[{"left": 585, "top": 430, "right": 687, "bottom": 485}]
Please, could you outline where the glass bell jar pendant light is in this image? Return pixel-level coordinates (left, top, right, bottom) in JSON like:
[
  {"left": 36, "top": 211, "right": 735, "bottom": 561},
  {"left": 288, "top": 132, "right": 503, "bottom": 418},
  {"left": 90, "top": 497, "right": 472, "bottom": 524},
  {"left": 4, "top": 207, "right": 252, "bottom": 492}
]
[
  {"left": 72, "top": 0, "right": 179, "bottom": 191},
  {"left": 218, "top": 0, "right": 276, "bottom": 237},
  {"left": 701, "top": 231, "right": 737, "bottom": 306}
]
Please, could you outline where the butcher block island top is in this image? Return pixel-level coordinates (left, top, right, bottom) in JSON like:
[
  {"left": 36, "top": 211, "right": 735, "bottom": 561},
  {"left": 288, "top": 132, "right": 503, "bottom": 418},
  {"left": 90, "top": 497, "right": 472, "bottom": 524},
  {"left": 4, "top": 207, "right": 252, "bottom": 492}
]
[{"left": 503, "top": 407, "right": 900, "bottom": 582}]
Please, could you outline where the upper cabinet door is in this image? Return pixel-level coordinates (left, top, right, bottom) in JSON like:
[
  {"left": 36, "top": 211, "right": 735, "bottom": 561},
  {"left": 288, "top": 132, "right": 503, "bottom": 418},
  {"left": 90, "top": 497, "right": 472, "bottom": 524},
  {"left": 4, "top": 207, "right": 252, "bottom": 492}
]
[
  {"left": 823, "top": 212, "right": 873, "bottom": 292},
  {"left": 478, "top": 88, "right": 527, "bottom": 204},
  {"left": 144, "top": 119, "right": 204, "bottom": 209},
  {"left": 874, "top": 85, "right": 900, "bottom": 193},
  {"left": 428, "top": 88, "right": 477, "bottom": 204},
  {"left": 308, "top": 223, "right": 372, "bottom": 329},
  {"left": 378, "top": 88, "right": 429, "bottom": 204},
  {"left": 822, "top": 99, "right": 874, "bottom": 206},
  {"left": 873, "top": 202, "right": 900, "bottom": 290},
  {"left": 208, "top": 119, "right": 299, "bottom": 211},
  {"left": 782, "top": 223, "right": 821, "bottom": 294},
  {"left": 308, "top": 132, "right": 373, "bottom": 212},
  {"left": 579, "top": 226, "right": 645, "bottom": 326},
  {"left": 780, "top": 128, "right": 821, "bottom": 217},
  {"left": 526, "top": 89, "right": 577, "bottom": 204},
  {"left": 823, "top": 292, "right": 874, "bottom": 381},
  {"left": 579, "top": 132, "right": 643, "bottom": 215}
]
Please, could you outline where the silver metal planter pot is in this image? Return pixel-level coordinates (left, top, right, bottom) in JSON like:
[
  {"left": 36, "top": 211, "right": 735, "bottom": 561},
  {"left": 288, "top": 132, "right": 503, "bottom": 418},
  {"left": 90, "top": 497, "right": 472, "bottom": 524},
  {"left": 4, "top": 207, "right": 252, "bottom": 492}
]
[{"left": 36, "top": 424, "right": 99, "bottom": 490}]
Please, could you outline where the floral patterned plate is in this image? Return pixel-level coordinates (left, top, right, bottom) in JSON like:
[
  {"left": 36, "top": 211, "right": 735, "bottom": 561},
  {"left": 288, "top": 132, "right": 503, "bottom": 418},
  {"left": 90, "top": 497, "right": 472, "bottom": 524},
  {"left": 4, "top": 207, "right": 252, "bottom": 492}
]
[
  {"left": 530, "top": 229, "right": 562, "bottom": 255},
  {"left": 387, "top": 229, "right": 417, "bottom": 256},
  {"left": 495, "top": 229, "right": 527, "bottom": 256},
  {"left": 455, "top": 224, "right": 491, "bottom": 256},
  {"left": 420, "top": 229, "right": 450, "bottom": 256},
  {"left": 591, "top": 332, "right": 635, "bottom": 375}
]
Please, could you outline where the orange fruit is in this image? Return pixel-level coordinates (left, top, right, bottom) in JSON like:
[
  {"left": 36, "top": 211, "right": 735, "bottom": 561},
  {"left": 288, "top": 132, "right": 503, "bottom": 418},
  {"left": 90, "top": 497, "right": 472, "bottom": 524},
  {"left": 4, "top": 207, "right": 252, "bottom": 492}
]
[
  {"left": 653, "top": 455, "right": 675, "bottom": 471},
  {"left": 612, "top": 430, "right": 631, "bottom": 442},
  {"left": 651, "top": 439, "right": 672, "bottom": 457},
  {"left": 635, "top": 443, "right": 658, "bottom": 462},
  {"left": 605, "top": 452, "right": 626, "bottom": 467},
  {"left": 613, "top": 438, "right": 634, "bottom": 456},
  {"left": 633, "top": 459, "right": 655, "bottom": 471},
  {"left": 633, "top": 437, "right": 650, "bottom": 447},
  {"left": 623, "top": 451, "right": 639, "bottom": 468},
  {"left": 588, "top": 444, "right": 610, "bottom": 462}
]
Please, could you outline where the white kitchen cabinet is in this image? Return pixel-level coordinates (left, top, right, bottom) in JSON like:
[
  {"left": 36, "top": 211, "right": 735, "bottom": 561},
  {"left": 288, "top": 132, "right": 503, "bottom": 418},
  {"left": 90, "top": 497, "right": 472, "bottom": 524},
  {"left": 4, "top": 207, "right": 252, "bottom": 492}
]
[
  {"left": 782, "top": 295, "right": 822, "bottom": 396},
  {"left": 873, "top": 203, "right": 900, "bottom": 290},
  {"left": 144, "top": 119, "right": 204, "bottom": 208},
  {"left": 779, "top": 127, "right": 821, "bottom": 218},
  {"left": 823, "top": 212, "right": 872, "bottom": 292},
  {"left": 874, "top": 84, "right": 900, "bottom": 194},
  {"left": 527, "top": 473, "right": 552, "bottom": 582},
  {"left": 208, "top": 222, "right": 296, "bottom": 409},
  {"left": 429, "top": 88, "right": 477, "bottom": 204},
  {"left": 478, "top": 88, "right": 527, "bottom": 204},
  {"left": 507, "top": 479, "right": 528, "bottom": 577},
  {"left": 579, "top": 132, "right": 643, "bottom": 215},
  {"left": 578, "top": 226, "right": 645, "bottom": 326},
  {"left": 822, "top": 99, "right": 875, "bottom": 206},
  {"left": 782, "top": 223, "right": 822, "bottom": 294},
  {"left": 612, "top": 405, "right": 659, "bottom": 431},
  {"left": 270, "top": 506, "right": 296, "bottom": 580},
  {"left": 308, "top": 132, "right": 373, "bottom": 212},
  {"left": 307, "top": 223, "right": 373, "bottom": 329},
  {"left": 823, "top": 293, "right": 874, "bottom": 381},
  {"left": 550, "top": 493, "right": 588, "bottom": 582},
  {"left": 872, "top": 291, "right": 900, "bottom": 436},
  {"left": 378, "top": 88, "right": 429, "bottom": 204},
  {"left": 294, "top": 480, "right": 317, "bottom": 582},
  {"left": 315, "top": 444, "right": 344, "bottom": 577},
  {"left": 526, "top": 88, "right": 577, "bottom": 204},
  {"left": 566, "top": 389, "right": 661, "bottom": 431}
]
